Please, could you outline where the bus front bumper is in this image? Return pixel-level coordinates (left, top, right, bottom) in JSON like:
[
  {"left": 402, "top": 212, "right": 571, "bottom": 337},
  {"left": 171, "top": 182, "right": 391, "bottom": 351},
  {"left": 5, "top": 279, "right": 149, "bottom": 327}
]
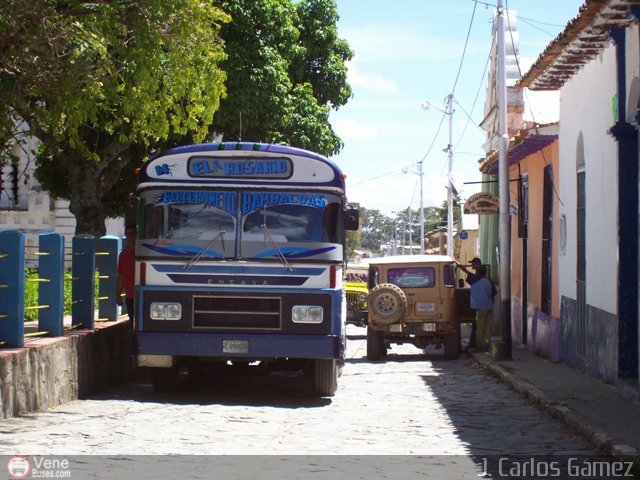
[{"left": 135, "top": 331, "right": 344, "bottom": 366}]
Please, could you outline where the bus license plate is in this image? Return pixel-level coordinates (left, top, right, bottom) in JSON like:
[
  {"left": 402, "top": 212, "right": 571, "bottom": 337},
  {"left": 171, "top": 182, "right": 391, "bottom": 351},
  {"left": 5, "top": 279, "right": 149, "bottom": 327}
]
[{"left": 222, "top": 340, "right": 249, "bottom": 354}]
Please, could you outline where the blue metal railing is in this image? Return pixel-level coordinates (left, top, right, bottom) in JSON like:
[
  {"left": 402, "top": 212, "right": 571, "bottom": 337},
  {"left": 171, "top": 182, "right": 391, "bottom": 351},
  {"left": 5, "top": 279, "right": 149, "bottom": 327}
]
[{"left": 0, "top": 231, "right": 122, "bottom": 348}]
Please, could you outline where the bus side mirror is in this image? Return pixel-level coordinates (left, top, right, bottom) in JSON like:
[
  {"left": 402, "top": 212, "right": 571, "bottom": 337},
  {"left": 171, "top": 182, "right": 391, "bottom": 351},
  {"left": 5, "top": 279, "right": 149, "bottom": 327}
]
[
  {"left": 127, "top": 194, "right": 140, "bottom": 225},
  {"left": 344, "top": 206, "right": 359, "bottom": 230}
]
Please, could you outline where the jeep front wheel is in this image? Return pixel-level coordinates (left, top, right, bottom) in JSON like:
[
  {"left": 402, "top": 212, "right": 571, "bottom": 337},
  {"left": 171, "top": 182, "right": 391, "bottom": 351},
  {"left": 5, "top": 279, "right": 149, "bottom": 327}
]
[{"left": 369, "top": 283, "right": 407, "bottom": 324}]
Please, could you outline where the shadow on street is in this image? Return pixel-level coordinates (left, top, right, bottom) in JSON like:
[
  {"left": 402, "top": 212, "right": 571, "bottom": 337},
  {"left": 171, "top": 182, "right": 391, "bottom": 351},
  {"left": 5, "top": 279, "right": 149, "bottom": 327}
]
[{"left": 92, "top": 364, "right": 333, "bottom": 409}]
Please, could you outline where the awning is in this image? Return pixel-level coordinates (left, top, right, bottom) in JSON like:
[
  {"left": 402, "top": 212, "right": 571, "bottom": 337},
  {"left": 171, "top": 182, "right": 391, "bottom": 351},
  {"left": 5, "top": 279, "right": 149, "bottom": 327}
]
[
  {"left": 480, "top": 133, "right": 558, "bottom": 175},
  {"left": 518, "top": 0, "right": 640, "bottom": 91}
]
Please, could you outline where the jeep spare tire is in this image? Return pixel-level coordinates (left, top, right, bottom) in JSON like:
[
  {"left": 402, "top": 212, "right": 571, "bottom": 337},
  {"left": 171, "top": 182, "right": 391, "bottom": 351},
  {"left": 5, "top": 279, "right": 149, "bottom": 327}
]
[{"left": 369, "top": 283, "right": 407, "bottom": 324}]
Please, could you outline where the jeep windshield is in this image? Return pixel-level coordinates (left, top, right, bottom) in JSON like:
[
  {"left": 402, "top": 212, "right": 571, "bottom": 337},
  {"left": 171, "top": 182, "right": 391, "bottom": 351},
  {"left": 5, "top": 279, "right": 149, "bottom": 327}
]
[{"left": 388, "top": 267, "right": 436, "bottom": 288}]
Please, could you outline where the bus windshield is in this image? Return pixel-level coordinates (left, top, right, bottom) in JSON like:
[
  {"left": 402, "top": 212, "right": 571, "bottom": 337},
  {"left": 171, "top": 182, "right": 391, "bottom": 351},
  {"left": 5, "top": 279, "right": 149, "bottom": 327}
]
[{"left": 138, "top": 188, "right": 343, "bottom": 262}]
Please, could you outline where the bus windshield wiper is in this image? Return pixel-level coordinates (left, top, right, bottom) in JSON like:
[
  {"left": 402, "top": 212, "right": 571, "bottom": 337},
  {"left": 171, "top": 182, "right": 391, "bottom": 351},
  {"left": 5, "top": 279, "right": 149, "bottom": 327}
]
[
  {"left": 183, "top": 227, "right": 225, "bottom": 270},
  {"left": 261, "top": 223, "right": 293, "bottom": 272},
  {"left": 260, "top": 205, "right": 292, "bottom": 271}
]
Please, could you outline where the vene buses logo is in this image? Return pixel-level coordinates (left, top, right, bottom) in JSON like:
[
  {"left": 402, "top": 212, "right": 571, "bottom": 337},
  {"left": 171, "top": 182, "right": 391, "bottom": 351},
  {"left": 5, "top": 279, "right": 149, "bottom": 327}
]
[{"left": 7, "top": 456, "right": 30, "bottom": 479}]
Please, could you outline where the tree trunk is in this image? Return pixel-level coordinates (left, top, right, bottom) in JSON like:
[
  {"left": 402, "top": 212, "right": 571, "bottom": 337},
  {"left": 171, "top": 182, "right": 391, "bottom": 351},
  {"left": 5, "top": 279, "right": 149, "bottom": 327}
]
[
  {"left": 67, "top": 157, "right": 107, "bottom": 235},
  {"left": 64, "top": 139, "right": 132, "bottom": 235}
]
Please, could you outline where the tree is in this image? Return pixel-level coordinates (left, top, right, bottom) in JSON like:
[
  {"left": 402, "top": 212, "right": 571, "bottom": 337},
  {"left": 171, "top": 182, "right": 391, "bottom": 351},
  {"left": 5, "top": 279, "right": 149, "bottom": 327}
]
[
  {"left": 345, "top": 229, "right": 360, "bottom": 263},
  {"left": 423, "top": 206, "right": 446, "bottom": 234},
  {"left": 2, "top": 1, "right": 229, "bottom": 233},
  {"left": 2, "top": 0, "right": 351, "bottom": 233},
  {"left": 358, "top": 207, "right": 394, "bottom": 253},
  {"left": 210, "top": 0, "right": 352, "bottom": 157},
  {"left": 431, "top": 195, "right": 462, "bottom": 232}
]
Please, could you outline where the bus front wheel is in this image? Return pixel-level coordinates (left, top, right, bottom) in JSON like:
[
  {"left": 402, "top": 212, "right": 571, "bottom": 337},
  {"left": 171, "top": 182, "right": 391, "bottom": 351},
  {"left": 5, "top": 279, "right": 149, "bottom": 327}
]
[{"left": 313, "top": 359, "right": 338, "bottom": 397}]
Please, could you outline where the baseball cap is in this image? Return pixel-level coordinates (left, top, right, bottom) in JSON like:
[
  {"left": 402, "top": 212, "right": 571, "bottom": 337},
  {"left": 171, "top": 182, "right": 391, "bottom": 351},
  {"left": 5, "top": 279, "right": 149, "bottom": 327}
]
[{"left": 470, "top": 257, "right": 482, "bottom": 265}]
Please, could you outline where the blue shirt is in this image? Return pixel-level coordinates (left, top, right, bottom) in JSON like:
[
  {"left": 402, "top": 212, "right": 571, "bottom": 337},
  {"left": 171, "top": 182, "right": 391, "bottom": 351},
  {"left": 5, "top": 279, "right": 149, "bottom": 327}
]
[{"left": 470, "top": 276, "right": 494, "bottom": 310}]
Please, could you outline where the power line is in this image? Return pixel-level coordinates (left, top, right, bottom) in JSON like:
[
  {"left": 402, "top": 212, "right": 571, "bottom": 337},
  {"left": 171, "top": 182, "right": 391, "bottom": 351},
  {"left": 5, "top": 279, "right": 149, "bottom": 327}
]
[
  {"left": 504, "top": 0, "right": 563, "bottom": 206},
  {"left": 454, "top": 33, "right": 494, "bottom": 151},
  {"left": 419, "top": 1, "right": 477, "bottom": 170},
  {"left": 349, "top": 166, "right": 407, "bottom": 187},
  {"left": 518, "top": 16, "right": 557, "bottom": 37},
  {"left": 451, "top": 0, "right": 478, "bottom": 97},
  {"left": 473, "top": 0, "right": 565, "bottom": 29},
  {"left": 419, "top": 109, "right": 447, "bottom": 164}
]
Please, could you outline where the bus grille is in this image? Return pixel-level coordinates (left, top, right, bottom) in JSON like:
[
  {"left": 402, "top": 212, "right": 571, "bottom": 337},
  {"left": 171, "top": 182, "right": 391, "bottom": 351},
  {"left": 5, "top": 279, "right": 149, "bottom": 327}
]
[{"left": 192, "top": 295, "right": 281, "bottom": 330}]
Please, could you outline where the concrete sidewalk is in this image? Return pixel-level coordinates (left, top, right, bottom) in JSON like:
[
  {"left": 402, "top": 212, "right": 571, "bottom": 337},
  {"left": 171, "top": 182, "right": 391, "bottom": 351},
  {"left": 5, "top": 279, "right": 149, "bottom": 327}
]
[{"left": 469, "top": 344, "right": 640, "bottom": 469}]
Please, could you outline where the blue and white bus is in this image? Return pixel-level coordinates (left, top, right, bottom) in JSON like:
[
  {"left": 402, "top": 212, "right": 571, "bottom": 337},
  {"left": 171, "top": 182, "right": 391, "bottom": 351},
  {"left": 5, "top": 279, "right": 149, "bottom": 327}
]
[{"left": 133, "top": 142, "right": 359, "bottom": 395}]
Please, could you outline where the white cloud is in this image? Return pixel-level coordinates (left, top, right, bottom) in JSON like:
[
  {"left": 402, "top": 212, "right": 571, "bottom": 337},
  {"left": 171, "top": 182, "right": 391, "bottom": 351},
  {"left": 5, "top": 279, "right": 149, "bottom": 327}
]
[
  {"left": 333, "top": 119, "right": 379, "bottom": 140},
  {"left": 344, "top": 165, "right": 485, "bottom": 216},
  {"left": 343, "top": 24, "right": 468, "bottom": 63},
  {"left": 347, "top": 63, "right": 399, "bottom": 93}
]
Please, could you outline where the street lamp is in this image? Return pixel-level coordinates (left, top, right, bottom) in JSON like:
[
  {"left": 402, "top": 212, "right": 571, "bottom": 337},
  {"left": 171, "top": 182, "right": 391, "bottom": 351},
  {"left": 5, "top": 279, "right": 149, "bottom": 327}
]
[
  {"left": 402, "top": 162, "right": 425, "bottom": 254},
  {"left": 421, "top": 95, "right": 455, "bottom": 257}
]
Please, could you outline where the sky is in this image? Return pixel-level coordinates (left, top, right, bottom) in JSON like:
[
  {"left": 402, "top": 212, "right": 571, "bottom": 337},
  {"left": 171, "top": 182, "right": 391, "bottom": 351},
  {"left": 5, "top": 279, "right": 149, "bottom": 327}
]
[{"left": 330, "top": 0, "right": 585, "bottom": 216}]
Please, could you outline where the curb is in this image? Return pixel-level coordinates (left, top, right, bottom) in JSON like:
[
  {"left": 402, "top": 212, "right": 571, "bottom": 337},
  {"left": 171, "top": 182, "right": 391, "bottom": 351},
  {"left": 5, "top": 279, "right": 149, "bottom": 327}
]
[{"left": 468, "top": 352, "right": 640, "bottom": 474}]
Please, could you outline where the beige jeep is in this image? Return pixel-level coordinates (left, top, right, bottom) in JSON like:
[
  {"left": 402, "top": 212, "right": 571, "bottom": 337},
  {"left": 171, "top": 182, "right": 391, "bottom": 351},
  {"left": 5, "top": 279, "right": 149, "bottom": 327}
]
[{"left": 366, "top": 255, "right": 464, "bottom": 360}]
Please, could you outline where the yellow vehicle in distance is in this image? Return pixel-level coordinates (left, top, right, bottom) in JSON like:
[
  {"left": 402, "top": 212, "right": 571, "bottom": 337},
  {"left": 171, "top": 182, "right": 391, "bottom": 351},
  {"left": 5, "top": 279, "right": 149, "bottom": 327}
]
[{"left": 344, "top": 264, "right": 369, "bottom": 327}]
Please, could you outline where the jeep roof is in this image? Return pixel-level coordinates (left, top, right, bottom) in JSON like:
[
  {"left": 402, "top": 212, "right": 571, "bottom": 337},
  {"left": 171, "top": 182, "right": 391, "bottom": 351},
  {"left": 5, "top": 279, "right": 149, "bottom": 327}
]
[{"left": 368, "top": 254, "right": 454, "bottom": 266}]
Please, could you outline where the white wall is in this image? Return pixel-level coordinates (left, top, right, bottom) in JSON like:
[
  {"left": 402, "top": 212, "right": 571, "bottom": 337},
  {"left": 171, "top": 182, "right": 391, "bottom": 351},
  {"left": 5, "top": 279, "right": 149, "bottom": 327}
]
[
  {"left": 558, "top": 45, "right": 618, "bottom": 315},
  {"left": 625, "top": 24, "right": 640, "bottom": 122}
]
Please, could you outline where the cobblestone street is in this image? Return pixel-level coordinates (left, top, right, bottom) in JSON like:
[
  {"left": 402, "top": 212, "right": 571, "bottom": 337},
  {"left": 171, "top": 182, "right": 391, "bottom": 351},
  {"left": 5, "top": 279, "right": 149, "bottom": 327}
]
[{"left": 0, "top": 326, "right": 597, "bottom": 462}]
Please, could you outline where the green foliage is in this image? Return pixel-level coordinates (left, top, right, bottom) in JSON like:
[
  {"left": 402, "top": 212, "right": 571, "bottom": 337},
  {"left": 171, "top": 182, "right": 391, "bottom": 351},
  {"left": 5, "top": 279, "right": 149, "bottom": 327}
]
[
  {"left": 2, "top": 0, "right": 230, "bottom": 233},
  {"left": 349, "top": 198, "right": 463, "bottom": 254},
  {"left": 428, "top": 195, "right": 462, "bottom": 232},
  {"left": 6, "top": 1, "right": 229, "bottom": 150},
  {"left": 211, "top": 0, "right": 352, "bottom": 157},
  {"left": 1, "top": 0, "right": 351, "bottom": 232},
  {"left": 294, "top": 0, "right": 352, "bottom": 108},
  {"left": 24, "top": 269, "right": 97, "bottom": 322},
  {"left": 24, "top": 269, "right": 39, "bottom": 322},
  {"left": 345, "top": 229, "right": 360, "bottom": 263},
  {"left": 358, "top": 206, "right": 396, "bottom": 253}
]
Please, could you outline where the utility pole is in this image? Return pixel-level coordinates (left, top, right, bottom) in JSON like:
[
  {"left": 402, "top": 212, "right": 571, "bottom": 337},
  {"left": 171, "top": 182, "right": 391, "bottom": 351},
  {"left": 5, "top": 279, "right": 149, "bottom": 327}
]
[
  {"left": 446, "top": 94, "right": 454, "bottom": 257},
  {"left": 419, "top": 160, "right": 425, "bottom": 255},
  {"left": 407, "top": 208, "right": 413, "bottom": 254},
  {"left": 496, "top": 0, "right": 512, "bottom": 359},
  {"left": 420, "top": 98, "right": 454, "bottom": 256}
]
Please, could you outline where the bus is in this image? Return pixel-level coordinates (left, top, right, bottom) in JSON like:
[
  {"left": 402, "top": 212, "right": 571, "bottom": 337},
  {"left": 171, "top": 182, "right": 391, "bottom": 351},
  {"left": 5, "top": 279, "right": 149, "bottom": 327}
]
[{"left": 133, "top": 142, "right": 359, "bottom": 396}]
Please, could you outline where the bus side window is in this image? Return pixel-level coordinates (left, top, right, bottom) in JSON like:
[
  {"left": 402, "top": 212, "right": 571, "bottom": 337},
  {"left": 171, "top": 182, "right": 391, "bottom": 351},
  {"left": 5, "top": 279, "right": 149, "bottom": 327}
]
[
  {"left": 322, "top": 203, "right": 339, "bottom": 242},
  {"left": 144, "top": 205, "right": 164, "bottom": 239}
]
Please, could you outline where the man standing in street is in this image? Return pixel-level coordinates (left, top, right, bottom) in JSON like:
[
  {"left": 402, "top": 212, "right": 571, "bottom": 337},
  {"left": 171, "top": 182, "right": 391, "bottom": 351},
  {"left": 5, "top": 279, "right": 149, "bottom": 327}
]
[
  {"left": 468, "top": 265, "right": 495, "bottom": 350},
  {"left": 116, "top": 224, "right": 136, "bottom": 325},
  {"left": 455, "top": 257, "right": 495, "bottom": 350}
]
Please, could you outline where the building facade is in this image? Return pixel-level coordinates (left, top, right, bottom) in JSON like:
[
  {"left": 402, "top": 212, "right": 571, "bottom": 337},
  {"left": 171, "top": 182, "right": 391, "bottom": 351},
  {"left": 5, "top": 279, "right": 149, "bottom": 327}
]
[
  {"left": 2, "top": 125, "right": 124, "bottom": 266},
  {"left": 517, "top": 0, "right": 640, "bottom": 385}
]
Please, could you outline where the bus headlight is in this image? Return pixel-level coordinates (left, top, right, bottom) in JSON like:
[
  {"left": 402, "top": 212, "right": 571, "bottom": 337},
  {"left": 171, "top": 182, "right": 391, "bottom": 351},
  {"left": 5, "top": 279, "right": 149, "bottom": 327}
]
[
  {"left": 150, "top": 302, "right": 182, "bottom": 320},
  {"left": 292, "top": 305, "right": 324, "bottom": 324}
]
